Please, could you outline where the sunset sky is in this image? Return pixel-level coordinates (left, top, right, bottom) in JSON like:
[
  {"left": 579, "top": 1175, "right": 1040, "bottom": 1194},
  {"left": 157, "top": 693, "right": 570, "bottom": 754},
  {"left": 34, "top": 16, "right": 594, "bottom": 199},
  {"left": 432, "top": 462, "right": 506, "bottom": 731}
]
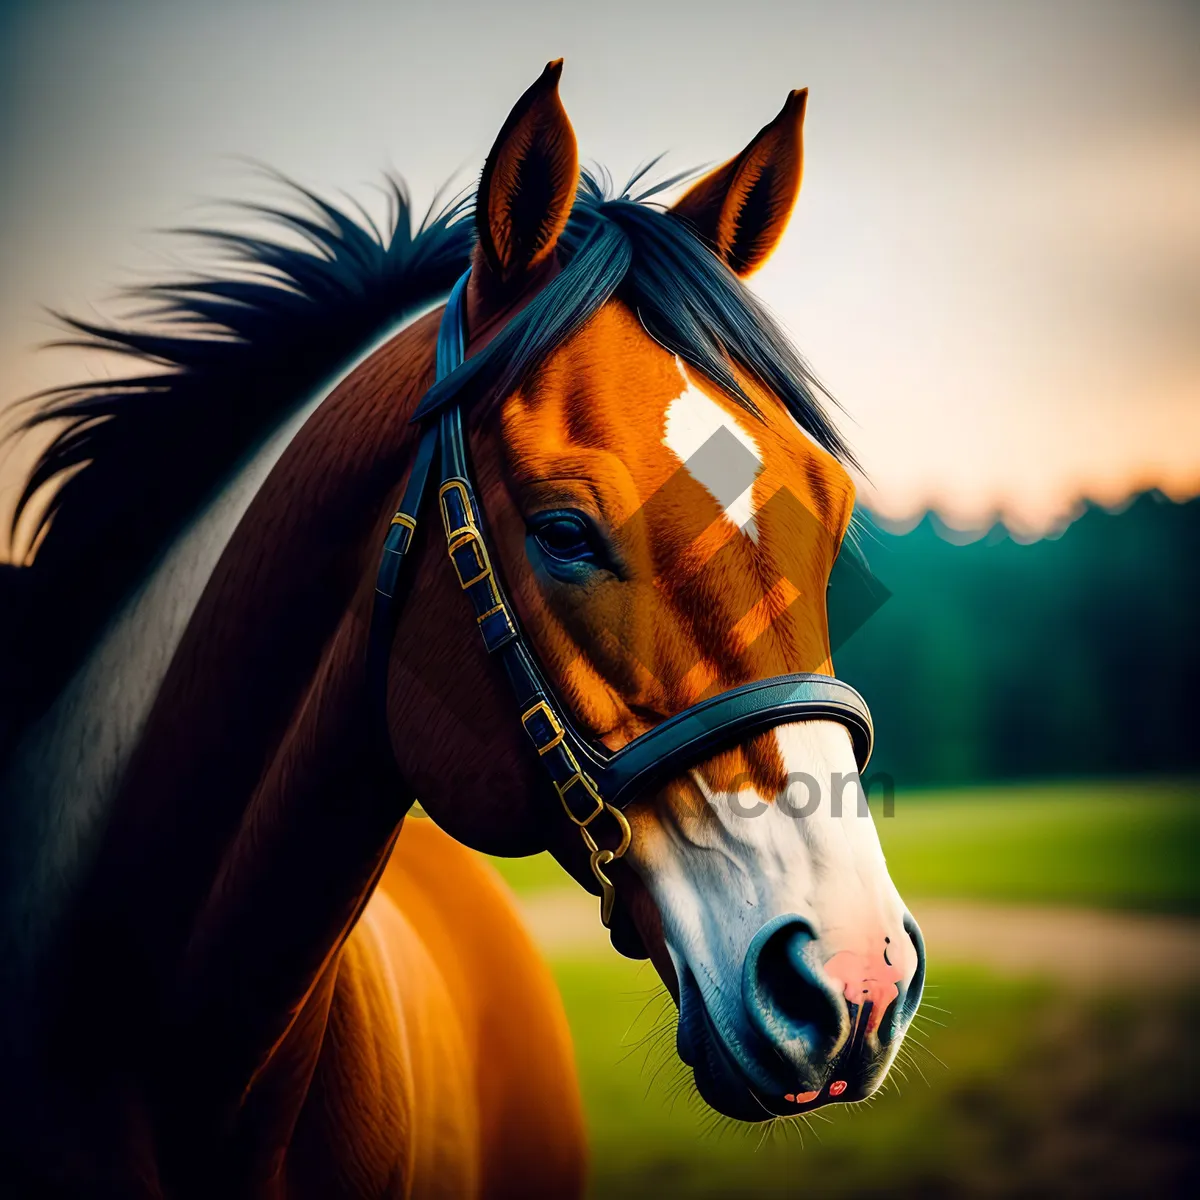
[{"left": 1, "top": 0, "right": 1196, "bottom": 554}]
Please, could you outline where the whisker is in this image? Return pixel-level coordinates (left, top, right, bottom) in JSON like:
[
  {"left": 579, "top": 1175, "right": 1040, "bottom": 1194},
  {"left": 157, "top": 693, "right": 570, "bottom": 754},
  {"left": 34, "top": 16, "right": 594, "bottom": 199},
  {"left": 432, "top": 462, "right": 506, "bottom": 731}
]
[
  {"left": 910, "top": 1013, "right": 948, "bottom": 1029},
  {"left": 897, "top": 1046, "right": 932, "bottom": 1086},
  {"left": 903, "top": 1033, "right": 949, "bottom": 1071},
  {"left": 754, "top": 1119, "right": 773, "bottom": 1153},
  {"left": 800, "top": 1110, "right": 827, "bottom": 1140}
]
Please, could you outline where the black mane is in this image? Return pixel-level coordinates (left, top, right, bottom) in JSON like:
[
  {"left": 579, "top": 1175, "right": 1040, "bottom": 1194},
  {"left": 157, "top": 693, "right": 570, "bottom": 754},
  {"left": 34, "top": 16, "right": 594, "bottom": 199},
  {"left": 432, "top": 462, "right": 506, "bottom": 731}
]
[
  {"left": 1, "top": 178, "right": 473, "bottom": 743},
  {"left": 1, "top": 167, "right": 850, "bottom": 746}
]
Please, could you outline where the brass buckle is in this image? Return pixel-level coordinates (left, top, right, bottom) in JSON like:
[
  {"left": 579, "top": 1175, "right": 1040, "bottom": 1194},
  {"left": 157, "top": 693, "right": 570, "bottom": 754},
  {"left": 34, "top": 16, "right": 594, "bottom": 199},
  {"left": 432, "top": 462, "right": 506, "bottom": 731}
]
[
  {"left": 556, "top": 766, "right": 605, "bottom": 827},
  {"left": 389, "top": 512, "right": 417, "bottom": 535},
  {"left": 476, "top": 602, "right": 507, "bottom": 626},
  {"left": 439, "top": 482, "right": 497, "bottom": 592},
  {"left": 520, "top": 699, "right": 565, "bottom": 755},
  {"left": 520, "top": 700, "right": 603, "bottom": 826},
  {"left": 447, "top": 527, "right": 492, "bottom": 589},
  {"left": 438, "top": 479, "right": 475, "bottom": 541}
]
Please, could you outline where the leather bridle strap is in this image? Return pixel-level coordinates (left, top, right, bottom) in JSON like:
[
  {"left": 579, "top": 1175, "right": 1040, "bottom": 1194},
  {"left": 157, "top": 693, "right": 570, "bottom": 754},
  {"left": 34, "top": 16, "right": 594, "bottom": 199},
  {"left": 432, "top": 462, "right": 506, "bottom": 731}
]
[
  {"left": 367, "top": 419, "right": 437, "bottom": 778},
  {"left": 366, "top": 271, "right": 474, "bottom": 790},
  {"left": 598, "top": 675, "right": 872, "bottom": 811},
  {"left": 369, "top": 270, "right": 875, "bottom": 926}
]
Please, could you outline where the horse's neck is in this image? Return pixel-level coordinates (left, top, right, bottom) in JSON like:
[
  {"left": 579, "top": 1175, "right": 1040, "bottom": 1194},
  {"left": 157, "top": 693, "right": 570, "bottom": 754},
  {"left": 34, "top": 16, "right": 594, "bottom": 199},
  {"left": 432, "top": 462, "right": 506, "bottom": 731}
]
[
  {"left": 0, "top": 392, "right": 328, "bottom": 1010},
  {"left": 3, "top": 313, "right": 437, "bottom": 1072}
]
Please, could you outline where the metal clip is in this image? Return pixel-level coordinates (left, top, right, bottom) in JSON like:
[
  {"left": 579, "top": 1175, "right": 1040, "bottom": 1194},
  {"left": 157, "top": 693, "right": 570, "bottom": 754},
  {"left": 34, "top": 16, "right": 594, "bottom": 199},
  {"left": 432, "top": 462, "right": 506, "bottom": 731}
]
[
  {"left": 590, "top": 848, "right": 617, "bottom": 927},
  {"left": 580, "top": 804, "right": 632, "bottom": 928}
]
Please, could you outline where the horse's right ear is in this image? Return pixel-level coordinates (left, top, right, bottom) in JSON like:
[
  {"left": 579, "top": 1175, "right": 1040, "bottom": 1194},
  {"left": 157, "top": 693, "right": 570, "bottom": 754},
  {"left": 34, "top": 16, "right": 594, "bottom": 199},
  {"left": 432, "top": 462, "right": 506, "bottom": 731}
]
[
  {"left": 476, "top": 59, "right": 579, "bottom": 284},
  {"left": 670, "top": 89, "right": 808, "bottom": 277}
]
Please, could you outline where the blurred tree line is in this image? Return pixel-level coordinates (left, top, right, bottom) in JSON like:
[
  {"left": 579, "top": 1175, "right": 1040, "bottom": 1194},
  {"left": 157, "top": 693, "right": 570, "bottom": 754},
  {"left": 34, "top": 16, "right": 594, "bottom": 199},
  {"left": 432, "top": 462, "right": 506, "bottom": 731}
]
[{"left": 830, "top": 491, "right": 1200, "bottom": 786}]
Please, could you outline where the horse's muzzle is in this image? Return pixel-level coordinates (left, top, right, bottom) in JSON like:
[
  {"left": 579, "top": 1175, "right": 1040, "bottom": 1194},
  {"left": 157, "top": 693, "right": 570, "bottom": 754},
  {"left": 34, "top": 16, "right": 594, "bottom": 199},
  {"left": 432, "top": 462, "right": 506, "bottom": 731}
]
[{"left": 678, "top": 912, "right": 926, "bottom": 1121}]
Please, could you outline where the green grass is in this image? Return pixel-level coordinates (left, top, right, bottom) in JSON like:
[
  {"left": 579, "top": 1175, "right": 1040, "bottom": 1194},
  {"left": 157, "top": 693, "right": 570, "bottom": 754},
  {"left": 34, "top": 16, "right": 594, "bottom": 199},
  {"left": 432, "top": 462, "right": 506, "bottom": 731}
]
[
  {"left": 872, "top": 777, "right": 1200, "bottom": 914},
  {"left": 490, "top": 777, "right": 1200, "bottom": 913}
]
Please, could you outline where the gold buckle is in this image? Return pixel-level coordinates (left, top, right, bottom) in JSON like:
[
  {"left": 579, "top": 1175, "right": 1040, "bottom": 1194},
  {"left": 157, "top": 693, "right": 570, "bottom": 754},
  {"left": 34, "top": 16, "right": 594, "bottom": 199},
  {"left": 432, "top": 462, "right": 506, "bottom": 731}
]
[
  {"left": 556, "top": 763, "right": 605, "bottom": 827},
  {"left": 447, "top": 527, "right": 492, "bottom": 589},
  {"left": 390, "top": 512, "right": 417, "bottom": 534},
  {"left": 521, "top": 701, "right": 603, "bottom": 825},
  {"left": 520, "top": 700, "right": 565, "bottom": 755},
  {"left": 438, "top": 479, "right": 475, "bottom": 541}
]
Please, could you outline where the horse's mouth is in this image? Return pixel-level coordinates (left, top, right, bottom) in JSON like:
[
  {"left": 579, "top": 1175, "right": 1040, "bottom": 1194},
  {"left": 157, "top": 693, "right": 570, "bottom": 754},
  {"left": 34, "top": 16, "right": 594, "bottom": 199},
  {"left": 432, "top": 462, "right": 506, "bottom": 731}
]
[{"left": 676, "top": 969, "right": 883, "bottom": 1122}]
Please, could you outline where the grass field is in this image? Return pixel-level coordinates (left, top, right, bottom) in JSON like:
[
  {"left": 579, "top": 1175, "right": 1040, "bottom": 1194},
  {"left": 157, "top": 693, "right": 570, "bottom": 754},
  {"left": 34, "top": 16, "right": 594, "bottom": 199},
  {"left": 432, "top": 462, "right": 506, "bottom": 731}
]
[
  {"left": 490, "top": 777, "right": 1200, "bottom": 913},
  {"left": 483, "top": 778, "right": 1200, "bottom": 1196},
  {"left": 869, "top": 778, "right": 1200, "bottom": 914}
]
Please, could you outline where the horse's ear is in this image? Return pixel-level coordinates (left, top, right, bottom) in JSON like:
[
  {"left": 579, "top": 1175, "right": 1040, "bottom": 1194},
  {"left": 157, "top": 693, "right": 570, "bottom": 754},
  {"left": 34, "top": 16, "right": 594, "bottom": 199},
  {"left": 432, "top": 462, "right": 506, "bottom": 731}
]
[
  {"left": 671, "top": 88, "right": 808, "bottom": 277},
  {"left": 476, "top": 59, "right": 579, "bottom": 283}
]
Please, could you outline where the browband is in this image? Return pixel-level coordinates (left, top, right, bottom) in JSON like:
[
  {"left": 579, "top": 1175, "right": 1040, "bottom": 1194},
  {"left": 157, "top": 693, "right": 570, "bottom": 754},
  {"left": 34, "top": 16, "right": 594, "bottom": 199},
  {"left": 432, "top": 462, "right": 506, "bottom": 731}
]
[{"left": 369, "top": 270, "right": 874, "bottom": 925}]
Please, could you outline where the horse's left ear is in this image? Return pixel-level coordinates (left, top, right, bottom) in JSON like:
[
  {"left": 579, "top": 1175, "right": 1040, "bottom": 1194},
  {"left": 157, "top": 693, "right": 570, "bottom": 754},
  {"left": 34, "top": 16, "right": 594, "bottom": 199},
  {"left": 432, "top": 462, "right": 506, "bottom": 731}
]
[
  {"left": 476, "top": 59, "right": 579, "bottom": 283},
  {"left": 671, "top": 88, "right": 808, "bottom": 277}
]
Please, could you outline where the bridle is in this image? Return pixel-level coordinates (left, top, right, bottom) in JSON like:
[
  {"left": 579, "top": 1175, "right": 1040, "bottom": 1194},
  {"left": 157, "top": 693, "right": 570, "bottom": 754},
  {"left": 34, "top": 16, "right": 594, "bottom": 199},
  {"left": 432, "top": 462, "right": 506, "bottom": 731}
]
[{"left": 368, "top": 270, "right": 874, "bottom": 927}]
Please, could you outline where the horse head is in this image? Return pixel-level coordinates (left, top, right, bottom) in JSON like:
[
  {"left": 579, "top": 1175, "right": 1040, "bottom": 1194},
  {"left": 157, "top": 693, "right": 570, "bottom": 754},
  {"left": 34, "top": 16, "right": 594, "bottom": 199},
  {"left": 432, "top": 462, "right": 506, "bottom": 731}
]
[{"left": 382, "top": 62, "right": 925, "bottom": 1122}]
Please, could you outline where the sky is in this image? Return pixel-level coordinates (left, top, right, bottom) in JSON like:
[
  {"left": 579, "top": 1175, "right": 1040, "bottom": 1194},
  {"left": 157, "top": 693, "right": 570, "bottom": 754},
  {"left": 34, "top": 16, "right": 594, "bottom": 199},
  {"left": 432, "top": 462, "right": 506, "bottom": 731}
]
[{"left": 1, "top": 0, "right": 1197, "bottom": 555}]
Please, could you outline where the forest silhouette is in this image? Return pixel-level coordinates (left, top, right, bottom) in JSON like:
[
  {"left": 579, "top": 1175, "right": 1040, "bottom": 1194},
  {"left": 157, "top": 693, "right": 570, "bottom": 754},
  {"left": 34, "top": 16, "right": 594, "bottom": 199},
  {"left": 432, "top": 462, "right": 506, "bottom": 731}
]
[{"left": 832, "top": 490, "right": 1200, "bottom": 786}]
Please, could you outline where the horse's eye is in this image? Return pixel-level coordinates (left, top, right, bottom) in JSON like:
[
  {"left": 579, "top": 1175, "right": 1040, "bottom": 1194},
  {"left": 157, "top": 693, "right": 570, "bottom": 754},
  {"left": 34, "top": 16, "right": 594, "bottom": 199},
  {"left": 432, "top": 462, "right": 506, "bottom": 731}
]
[
  {"left": 527, "top": 510, "right": 620, "bottom": 585},
  {"left": 530, "top": 512, "right": 600, "bottom": 565}
]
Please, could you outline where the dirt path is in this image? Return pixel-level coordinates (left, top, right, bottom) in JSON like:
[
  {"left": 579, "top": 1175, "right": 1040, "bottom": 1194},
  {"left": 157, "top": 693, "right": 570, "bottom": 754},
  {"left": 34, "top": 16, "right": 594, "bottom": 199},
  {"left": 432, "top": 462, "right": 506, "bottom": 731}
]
[{"left": 518, "top": 889, "right": 1200, "bottom": 987}]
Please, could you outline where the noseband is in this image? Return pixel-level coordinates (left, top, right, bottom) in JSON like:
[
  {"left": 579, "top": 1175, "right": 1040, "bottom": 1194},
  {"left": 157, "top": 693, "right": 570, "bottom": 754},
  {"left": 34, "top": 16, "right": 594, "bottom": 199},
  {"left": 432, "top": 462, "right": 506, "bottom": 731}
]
[{"left": 368, "top": 271, "right": 874, "bottom": 926}]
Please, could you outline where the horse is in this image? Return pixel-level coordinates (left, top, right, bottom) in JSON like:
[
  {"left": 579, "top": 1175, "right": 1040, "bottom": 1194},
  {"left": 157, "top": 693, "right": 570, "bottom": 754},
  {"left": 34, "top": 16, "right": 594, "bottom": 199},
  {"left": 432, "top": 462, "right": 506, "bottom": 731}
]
[{"left": 0, "top": 60, "right": 924, "bottom": 1198}]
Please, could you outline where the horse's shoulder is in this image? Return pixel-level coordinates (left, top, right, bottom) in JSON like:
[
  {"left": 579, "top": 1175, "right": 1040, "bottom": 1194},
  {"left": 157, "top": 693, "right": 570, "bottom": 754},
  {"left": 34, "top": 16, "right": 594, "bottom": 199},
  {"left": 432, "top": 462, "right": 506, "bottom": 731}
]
[{"left": 374, "top": 817, "right": 588, "bottom": 1194}]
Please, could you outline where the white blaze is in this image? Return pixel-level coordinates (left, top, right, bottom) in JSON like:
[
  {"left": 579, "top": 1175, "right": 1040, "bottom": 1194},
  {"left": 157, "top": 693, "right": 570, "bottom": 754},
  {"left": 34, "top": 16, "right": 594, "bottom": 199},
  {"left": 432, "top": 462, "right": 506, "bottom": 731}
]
[{"left": 663, "top": 358, "right": 763, "bottom": 542}]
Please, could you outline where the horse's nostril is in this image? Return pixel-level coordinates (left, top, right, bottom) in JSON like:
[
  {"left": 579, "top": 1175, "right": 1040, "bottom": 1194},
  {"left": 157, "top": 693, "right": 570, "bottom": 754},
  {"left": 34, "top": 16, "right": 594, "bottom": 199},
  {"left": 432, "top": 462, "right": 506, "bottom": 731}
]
[
  {"left": 742, "top": 916, "right": 845, "bottom": 1058},
  {"left": 901, "top": 912, "right": 926, "bottom": 1024}
]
